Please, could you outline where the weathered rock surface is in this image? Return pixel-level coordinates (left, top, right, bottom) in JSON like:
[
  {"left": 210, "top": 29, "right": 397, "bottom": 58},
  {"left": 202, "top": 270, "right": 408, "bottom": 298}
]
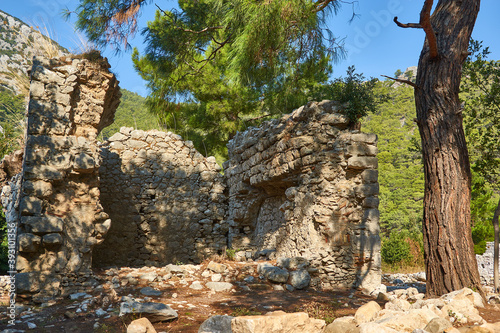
[
  {"left": 324, "top": 320, "right": 359, "bottom": 333},
  {"left": 355, "top": 301, "right": 381, "bottom": 324},
  {"left": 230, "top": 311, "right": 325, "bottom": 333},
  {"left": 206, "top": 282, "right": 233, "bottom": 292},
  {"left": 96, "top": 128, "right": 227, "bottom": 267},
  {"left": 225, "top": 100, "right": 381, "bottom": 290},
  {"left": 119, "top": 298, "right": 178, "bottom": 322},
  {"left": 198, "top": 315, "right": 234, "bottom": 333},
  {"left": 127, "top": 317, "right": 157, "bottom": 333},
  {"left": 289, "top": 269, "right": 311, "bottom": 289},
  {"left": 257, "top": 263, "right": 289, "bottom": 284},
  {"left": 9, "top": 54, "right": 120, "bottom": 300},
  {"left": 423, "top": 317, "right": 453, "bottom": 333}
]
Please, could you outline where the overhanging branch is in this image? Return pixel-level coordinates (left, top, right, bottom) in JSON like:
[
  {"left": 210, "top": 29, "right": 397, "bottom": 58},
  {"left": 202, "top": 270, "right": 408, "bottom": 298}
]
[
  {"left": 420, "top": 0, "right": 439, "bottom": 59},
  {"left": 381, "top": 75, "right": 418, "bottom": 89},
  {"left": 393, "top": 17, "right": 422, "bottom": 29},
  {"left": 314, "top": 0, "right": 336, "bottom": 13},
  {"left": 393, "top": 0, "right": 439, "bottom": 59}
]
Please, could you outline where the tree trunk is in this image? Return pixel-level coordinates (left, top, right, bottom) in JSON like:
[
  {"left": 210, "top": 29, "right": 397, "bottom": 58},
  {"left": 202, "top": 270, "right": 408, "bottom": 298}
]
[
  {"left": 414, "top": 0, "right": 483, "bottom": 297},
  {"left": 493, "top": 199, "right": 500, "bottom": 292}
]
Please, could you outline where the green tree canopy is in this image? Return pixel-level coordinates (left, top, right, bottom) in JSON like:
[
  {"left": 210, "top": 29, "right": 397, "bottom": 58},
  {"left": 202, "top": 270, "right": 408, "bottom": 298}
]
[
  {"left": 71, "top": 0, "right": 349, "bottom": 158},
  {"left": 460, "top": 40, "right": 500, "bottom": 254}
]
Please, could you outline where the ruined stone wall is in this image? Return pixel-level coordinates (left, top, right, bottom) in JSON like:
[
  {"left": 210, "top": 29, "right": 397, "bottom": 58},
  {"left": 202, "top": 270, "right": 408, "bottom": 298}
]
[
  {"left": 15, "top": 56, "right": 120, "bottom": 301},
  {"left": 224, "top": 101, "right": 381, "bottom": 290},
  {"left": 9, "top": 55, "right": 381, "bottom": 299},
  {"left": 95, "top": 128, "right": 227, "bottom": 267}
]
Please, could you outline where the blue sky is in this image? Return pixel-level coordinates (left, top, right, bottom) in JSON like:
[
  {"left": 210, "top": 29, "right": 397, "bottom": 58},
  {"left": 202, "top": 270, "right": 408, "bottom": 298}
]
[{"left": 2, "top": 0, "right": 499, "bottom": 97}]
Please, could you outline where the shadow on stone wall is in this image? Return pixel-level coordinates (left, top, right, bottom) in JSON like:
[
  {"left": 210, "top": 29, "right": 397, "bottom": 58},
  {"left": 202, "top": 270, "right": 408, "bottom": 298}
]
[
  {"left": 14, "top": 55, "right": 119, "bottom": 301},
  {"left": 94, "top": 128, "right": 228, "bottom": 268},
  {"left": 224, "top": 100, "right": 381, "bottom": 290}
]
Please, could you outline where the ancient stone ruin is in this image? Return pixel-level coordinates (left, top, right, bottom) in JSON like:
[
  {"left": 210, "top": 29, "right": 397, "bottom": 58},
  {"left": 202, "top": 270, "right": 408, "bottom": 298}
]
[
  {"left": 3, "top": 55, "right": 120, "bottom": 301},
  {"left": 95, "top": 128, "right": 227, "bottom": 267},
  {"left": 225, "top": 102, "right": 381, "bottom": 290},
  {"left": 1, "top": 55, "right": 381, "bottom": 301}
]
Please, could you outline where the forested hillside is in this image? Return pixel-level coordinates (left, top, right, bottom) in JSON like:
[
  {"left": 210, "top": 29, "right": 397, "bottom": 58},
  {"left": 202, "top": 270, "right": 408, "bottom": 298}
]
[
  {"left": 363, "top": 82, "right": 424, "bottom": 238},
  {"left": 99, "top": 89, "right": 158, "bottom": 140},
  {"left": 0, "top": 87, "right": 24, "bottom": 157}
]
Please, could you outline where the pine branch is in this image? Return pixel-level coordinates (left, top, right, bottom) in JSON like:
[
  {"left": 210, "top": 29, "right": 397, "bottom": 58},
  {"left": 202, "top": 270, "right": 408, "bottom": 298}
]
[
  {"left": 420, "top": 0, "right": 438, "bottom": 59},
  {"left": 381, "top": 75, "right": 418, "bottom": 89},
  {"left": 393, "top": 0, "right": 438, "bottom": 59},
  {"left": 393, "top": 17, "right": 422, "bottom": 29},
  {"left": 245, "top": 113, "right": 272, "bottom": 122},
  {"left": 314, "top": 0, "right": 337, "bottom": 13},
  {"left": 155, "top": 4, "right": 224, "bottom": 35}
]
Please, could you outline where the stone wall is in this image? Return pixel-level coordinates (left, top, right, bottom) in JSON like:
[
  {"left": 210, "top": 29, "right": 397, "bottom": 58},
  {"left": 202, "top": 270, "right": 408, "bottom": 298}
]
[
  {"left": 95, "top": 128, "right": 227, "bottom": 267},
  {"left": 477, "top": 242, "right": 499, "bottom": 286},
  {"left": 5, "top": 55, "right": 381, "bottom": 300},
  {"left": 14, "top": 55, "right": 120, "bottom": 301},
  {"left": 224, "top": 101, "right": 381, "bottom": 290}
]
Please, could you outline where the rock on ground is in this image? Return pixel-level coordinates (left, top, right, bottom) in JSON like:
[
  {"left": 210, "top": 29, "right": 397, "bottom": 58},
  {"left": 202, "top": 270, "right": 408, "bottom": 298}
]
[
  {"left": 354, "top": 301, "right": 381, "bottom": 324},
  {"left": 206, "top": 282, "right": 233, "bottom": 292},
  {"left": 324, "top": 320, "right": 359, "bottom": 333},
  {"left": 231, "top": 311, "right": 325, "bottom": 333},
  {"left": 127, "top": 318, "right": 157, "bottom": 333},
  {"left": 198, "top": 315, "right": 234, "bottom": 333},
  {"left": 257, "top": 263, "right": 289, "bottom": 284},
  {"left": 423, "top": 317, "right": 453, "bottom": 333},
  {"left": 289, "top": 270, "right": 311, "bottom": 289},
  {"left": 119, "top": 298, "right": 178, "bottom": 323}
]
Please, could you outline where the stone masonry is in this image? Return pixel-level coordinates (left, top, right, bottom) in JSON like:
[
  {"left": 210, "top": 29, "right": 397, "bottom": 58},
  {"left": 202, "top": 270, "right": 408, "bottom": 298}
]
[
  {"left": 2, "top": 55, "right": 381, "bottom": 300},
  {"left": 95, "top": 128, "right": 227, "bottom": 267},
  {"left": 13, "top": 55, "right": 120, "bottom": 301},
  {"left": 224, "top": 101, "right": 381, "bottom": 290},
  {"left": 477, "top": 242, "right": 500, "bottom": 286}
]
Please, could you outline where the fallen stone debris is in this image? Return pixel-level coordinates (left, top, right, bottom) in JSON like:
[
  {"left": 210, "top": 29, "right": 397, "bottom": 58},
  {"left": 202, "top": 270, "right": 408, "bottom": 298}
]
[{"left": 0, "top": 259, "right": 500, "bottom": 332}]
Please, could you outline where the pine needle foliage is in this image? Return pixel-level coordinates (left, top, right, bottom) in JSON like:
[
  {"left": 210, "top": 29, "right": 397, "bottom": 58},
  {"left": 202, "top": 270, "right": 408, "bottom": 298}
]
[
  {"left": 460, "top": 40, "right": 500, "bottom": 254},
  {"left": 70, "top": 0, "right": 352, "bottom": 158}
]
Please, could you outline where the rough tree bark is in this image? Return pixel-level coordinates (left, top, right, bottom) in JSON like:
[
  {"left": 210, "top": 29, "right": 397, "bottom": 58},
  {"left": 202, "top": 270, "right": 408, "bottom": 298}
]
[
  {"left": 395, "top": 0, "right": 483, "bottom": 297},
  {"left": 493, "top": 199, "right": 500, "bottom": 292}
]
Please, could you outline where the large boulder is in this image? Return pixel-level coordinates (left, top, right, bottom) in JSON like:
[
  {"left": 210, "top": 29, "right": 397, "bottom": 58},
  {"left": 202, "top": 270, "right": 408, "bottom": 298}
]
[
  {"left": 374, "top": 308, "right": 439, "bottom": 332},
  {"left": 440, "top": 288, "right": 484, "bottom": 325},
  {"left": 257, "top": 263, "right": 289, "bottom": 284},
  {"left": 354, "top": 301, "right": 381, "bottom": 324},
  {"left": 358, "top": 322, "right": 399, "bottom": 333},
  {"left": 119, "top": 298, "right": 178, "bottom": 323},
  {"left": 324, "top": 318, "right": 359, "bottom": 333},
  {"left": 289, "top": 270, "right": 311, "bottom": 289},
  {"left": 441, "top": 288, "right": 484, "bottom": 308},
  {"left": 127, "top": 318, "right": 157, "bottom": 333},
  {"left": 198, "top": 315, "right": 234, "bottom": 333},
  {"left": 384, "top": 299, "right": 411, "bottom": 312},
  {"left": 423, "top": 317, "right": 453, "bottom": 333},
  {"left": 277, "top": 257, "right": 309, "bottom": 270},
  {"left": 231, "top": 311, "right": 325, "bottom": 333},
  {"left": 206, "top": 282, "right": 233, "bottom": 292}
]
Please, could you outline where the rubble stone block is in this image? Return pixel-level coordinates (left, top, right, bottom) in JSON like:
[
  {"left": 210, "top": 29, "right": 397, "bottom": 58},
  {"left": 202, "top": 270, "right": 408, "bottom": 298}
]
[
  {"left": 42, "top": 233, "right": 63, "bottom": 246},
  {"left": 18, "top": 233, "right": 41, "bottom": 252},
  {"left": 348, "top": 156, "right": 378, "bottom": 170},
  {"left": 22, "top": 216, "right": 64, "bottom": 234}
]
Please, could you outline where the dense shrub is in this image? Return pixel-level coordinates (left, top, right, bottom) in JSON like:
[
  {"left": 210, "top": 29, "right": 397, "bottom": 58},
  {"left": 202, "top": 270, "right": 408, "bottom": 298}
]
[
  {"left": 0, "top": 211, "right": 7, "bottom": 274},
  {"left": 381, "top": 232, "right": 411, "bottom": 265}
]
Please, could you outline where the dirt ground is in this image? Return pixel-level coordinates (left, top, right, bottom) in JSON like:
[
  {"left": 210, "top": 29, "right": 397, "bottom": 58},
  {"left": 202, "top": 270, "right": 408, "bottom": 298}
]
[{"left": 1, "top": 259, "right": 500, "bottom": 332}]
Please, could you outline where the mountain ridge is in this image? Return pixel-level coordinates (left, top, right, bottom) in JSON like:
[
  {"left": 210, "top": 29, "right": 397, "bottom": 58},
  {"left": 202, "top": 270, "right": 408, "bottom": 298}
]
[{"left": 0, "top": 9, "right": 68, "bottom": 94}]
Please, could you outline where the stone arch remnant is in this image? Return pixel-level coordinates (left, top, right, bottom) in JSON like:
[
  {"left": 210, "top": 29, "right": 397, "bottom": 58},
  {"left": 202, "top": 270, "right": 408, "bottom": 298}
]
[
  {"left": 11, "top": 55, "right": 120, "bottom": 302},
  {"left": 224, "top": 101, "right": 381, "bottom": 290}
]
